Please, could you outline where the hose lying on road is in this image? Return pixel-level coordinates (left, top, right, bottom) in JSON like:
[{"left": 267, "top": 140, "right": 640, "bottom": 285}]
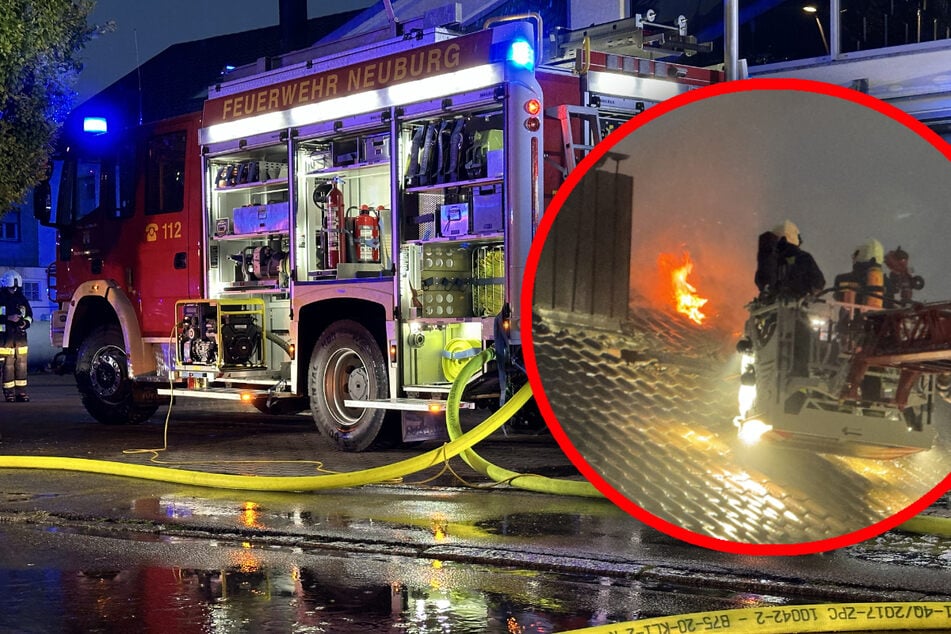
[
  {"left": 0, "top": 349, "right": 946, "bottom": 544},
  {"left": 0, "top": 381, "right": 530, "bottom": 492},
  {"left": 556, "top": 601, "right": 951, "bottom": 634},
  {"left": 897, "top": 514, "right": 951, "bottom": 538},
  {"left": 446, "top": 348, "right": 602, "bottom": 498}
]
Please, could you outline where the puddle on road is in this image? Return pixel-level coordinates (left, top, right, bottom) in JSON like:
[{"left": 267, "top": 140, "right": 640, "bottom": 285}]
[{"left": 0, "top": 548, "right": 786, "bottom": 633}]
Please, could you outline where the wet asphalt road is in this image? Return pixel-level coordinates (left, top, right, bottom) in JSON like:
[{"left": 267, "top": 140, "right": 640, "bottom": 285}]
[{"left": 0, "top": 373, "right": 949, "bottom": 631}]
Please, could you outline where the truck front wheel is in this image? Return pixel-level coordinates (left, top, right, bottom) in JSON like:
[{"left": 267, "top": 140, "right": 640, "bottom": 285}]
[
  {"left": 308, "top": 320, "right": 391, "bottom": 451},
  {"left": 75, "top": 325, "right": 158, "bottom": 425}
]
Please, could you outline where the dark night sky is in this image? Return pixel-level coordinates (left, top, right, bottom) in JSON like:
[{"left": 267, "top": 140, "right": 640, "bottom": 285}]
[
  {"left": 618, "top": 88, "right": 951, "bottom": 330},
  {"left": 76, "top": 0, "right": 376, "bottom": 103}
]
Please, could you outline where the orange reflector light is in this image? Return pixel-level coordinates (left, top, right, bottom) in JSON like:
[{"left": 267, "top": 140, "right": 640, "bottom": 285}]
[
  {"left": 240, "top": 392, "right": 253, "bottom": 402},
  {"left": 428, "top": 402, "right": 442, "bottom": 413},
  {"left": 288, "top": 344, "right": 296, "bottom": 360},
  {"left": 524, "top": 98, "right": 541, "bottom": 116}
]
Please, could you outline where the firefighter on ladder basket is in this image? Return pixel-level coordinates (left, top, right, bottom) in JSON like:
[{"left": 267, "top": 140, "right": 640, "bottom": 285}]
[
  {"left": 0, "top": 270, "right": 33, "bottom": 403},
  {"left": 833, "top": 238, "right": 887, "bottom": 307},
  {"left": 753, "top": 220, "right": 826, "bottom": 376},
  {"left": 755, "top": 220, "right": 826, "bottom": 302},
  {"left": 833, "top": 239, "right": 892, "bottom": 402}
]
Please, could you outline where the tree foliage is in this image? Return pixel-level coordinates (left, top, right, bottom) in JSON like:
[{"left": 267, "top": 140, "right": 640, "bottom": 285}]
[{"left": 0, "top": 0, "right": 96, "bottom": 208}]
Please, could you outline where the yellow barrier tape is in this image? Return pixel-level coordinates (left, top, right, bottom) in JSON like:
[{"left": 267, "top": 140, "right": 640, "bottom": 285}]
[{"left": 557, "top": 602, "right": 951, "bottom": 634}]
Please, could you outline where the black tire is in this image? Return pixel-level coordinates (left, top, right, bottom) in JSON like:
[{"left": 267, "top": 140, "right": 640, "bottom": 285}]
[
  {"left": 308, "top": 320, "right": 391, "bottom": 451},
  {"left": 75, "top": 325, "right": 159, "bottom": 425}
]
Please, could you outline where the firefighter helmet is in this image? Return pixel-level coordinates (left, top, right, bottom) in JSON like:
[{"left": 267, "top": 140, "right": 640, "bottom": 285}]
[
  {"left": 1, "top": 270, "right": 22, "bottom": 289},
  {"left": 852, "top": 238, "right": 884, "bottom": 264},
  {"left": 771, "top": 220, "right": 801, "bottom": 247}
]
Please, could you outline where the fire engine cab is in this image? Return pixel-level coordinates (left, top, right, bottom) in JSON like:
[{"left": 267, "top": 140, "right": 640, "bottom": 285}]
[{"left": 36, "top": 13, "right": 721, "bottom": 451}]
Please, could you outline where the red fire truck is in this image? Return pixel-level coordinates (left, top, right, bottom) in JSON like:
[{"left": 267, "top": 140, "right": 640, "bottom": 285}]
[{"left": 36, "top": 15, "right": 721, "bottom": 451}]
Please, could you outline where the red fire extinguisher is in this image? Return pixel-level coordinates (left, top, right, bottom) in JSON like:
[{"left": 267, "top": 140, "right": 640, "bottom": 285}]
[
  {"left": 354, "top": 205, "right": 381, "bottom": 263},
  {"left": 325, "top": 179, "right": 345, "bottom": 268}
]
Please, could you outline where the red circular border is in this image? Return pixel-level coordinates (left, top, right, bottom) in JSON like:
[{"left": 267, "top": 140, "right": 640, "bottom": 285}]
[{"left": 521, "top": 77, "right": 951, "bottom": 556}]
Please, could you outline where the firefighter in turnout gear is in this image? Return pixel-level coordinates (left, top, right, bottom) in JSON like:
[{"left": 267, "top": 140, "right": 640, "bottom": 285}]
[
  {"left": 753, "top": 221, "right": 826, "bottom": 377},
  {"left": 0, "top": 270, "right": 32, "bottom": 402},
  {"left": 755, "top": 220, "right": 826, "bottom": 301}
]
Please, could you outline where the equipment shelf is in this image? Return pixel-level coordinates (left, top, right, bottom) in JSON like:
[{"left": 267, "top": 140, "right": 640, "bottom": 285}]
[
  {"left": 406, "top": 176, "right": 502, "bottom": 194},
  {"left": 213, "top": 178, "right": 288, "bottom": 193},
  {"left": 306, "top": 162, "right": 389, "bottom": 178},
  {"left": 212, "top": 231, "right": 289, "bottom": 242},
  {"left": 404, "top": 233, "right": 503, "bottom": 245}
]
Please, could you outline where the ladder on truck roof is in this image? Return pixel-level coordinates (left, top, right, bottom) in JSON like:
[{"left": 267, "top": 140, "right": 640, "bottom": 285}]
[{"left": 546, "top": 104, "right": 602, "bottom": 177}]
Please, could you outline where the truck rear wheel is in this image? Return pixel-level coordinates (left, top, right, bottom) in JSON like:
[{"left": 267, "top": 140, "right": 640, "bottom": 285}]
[
  {"left": 308, "top": 320, "right": 391, "bottom": 451},
  {"left": 75, "top": 325, "right": 158, "bottom": 425}
]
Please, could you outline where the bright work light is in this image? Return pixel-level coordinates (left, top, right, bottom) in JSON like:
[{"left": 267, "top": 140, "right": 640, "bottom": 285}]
[{"left": 737, "top": 419, "right": 773, "bottom": 445}]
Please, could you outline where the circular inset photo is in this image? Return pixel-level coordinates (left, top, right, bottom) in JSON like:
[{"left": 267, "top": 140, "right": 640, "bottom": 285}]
[{"left": 524, "top": 79, "right": 951, "bottom": 554}]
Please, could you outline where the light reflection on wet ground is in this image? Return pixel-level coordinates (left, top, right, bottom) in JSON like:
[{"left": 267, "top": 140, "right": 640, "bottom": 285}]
[
  {"left": 0, "top": 534, "right": 792, "bottom": 633},
  {"left": 0, "top": 480, "right": 949, "bottom": 632}
]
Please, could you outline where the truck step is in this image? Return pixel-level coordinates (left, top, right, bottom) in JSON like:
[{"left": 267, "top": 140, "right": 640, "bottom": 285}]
[
  {"left": 157, "top": 386, "right": 297, "bottom": 401},
  {"left": 344, "top": 398, "right": 474, "bottom": 412},
  {"left": 403, "top": 383, "right": 454, "bottom": 394}
]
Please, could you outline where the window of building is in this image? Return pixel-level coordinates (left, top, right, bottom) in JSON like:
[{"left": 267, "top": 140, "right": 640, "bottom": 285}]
[
  {"left": 23, "top": 281, "right": 41, "bottom": 303},
  {"left": 146, "top": 131, "right": 187, "bottom": 215},
  {"left": 0, "top": 211, "right": 20, "bottom": 241}
]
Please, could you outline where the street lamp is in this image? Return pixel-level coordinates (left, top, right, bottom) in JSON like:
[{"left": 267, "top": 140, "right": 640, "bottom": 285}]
[{"left": 803, "top": 5, "right": 830, "bottom": 54}]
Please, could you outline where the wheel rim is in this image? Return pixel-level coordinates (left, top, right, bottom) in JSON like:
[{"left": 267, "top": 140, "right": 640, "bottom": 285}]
[
  {"left": 324, "top": 346, "right": 371, "bottom": 428},
  {"left": 89, "top": 344, "right": 126, "bottom": 400}
]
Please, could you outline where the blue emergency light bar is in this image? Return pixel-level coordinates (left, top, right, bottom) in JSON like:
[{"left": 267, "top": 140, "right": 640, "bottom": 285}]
[
  {"left": 507, "top": 39, "right": 534, "bottom": 69},
  {"left": 83, "top": 116, "right": 108, "bottom": 134}
]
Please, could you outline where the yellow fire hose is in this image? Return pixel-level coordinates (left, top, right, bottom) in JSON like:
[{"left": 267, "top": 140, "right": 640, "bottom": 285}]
[
  {"left": 445, "top": 348, "right": 602, "bottom": 498},
  {"left": 0, "top": 381, "right": 530, "bottom": 491},
  {"left": 897, "top": 513, "right": 951, "bottom": 538},
  {"left": 0, "top": 346, "right": 943, "bottom": 520},
  {"left": 556, "top": 602, "right": 951, "bottom": 634},
  {"left": 0, "top": 352, "right": 947, "bottom": 633}
]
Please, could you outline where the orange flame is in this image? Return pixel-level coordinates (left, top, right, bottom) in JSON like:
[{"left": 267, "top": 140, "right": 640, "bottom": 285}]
[{"left": 660, "top": 252, "right": 708, "bottom": 325}]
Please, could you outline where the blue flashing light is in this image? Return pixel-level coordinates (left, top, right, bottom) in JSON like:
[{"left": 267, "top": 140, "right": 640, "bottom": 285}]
[
  {"left": 83, "top": 116, "right": 108, "bottom": 135},
  {"left": 508, "top": 39, "right": 534, "bottom": 69}
]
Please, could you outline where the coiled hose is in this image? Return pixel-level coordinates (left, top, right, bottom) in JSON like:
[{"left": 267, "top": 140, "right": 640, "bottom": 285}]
[{"left": 445, "top": 348, "right": 602, "bottom": 498}]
